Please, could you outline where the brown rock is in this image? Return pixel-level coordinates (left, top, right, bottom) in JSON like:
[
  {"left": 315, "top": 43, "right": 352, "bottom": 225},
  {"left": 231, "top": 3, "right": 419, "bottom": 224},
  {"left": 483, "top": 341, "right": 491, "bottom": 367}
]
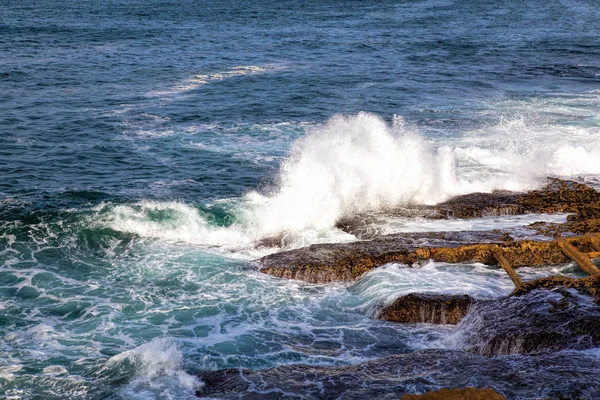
[
  {"left": 517, "top": 178, "right": 600, "bottom": 214},
  {"left": 401, "top": 387, "right": 505, "bottom": 400},
  {"left": 259, "top": 236, "right": 581, "bottom": 283},
  {"left": 379, "top": 293, "right": 476, "bottom": 325},
  {"left": 259, "top": 178, "right": 600, "bottom": 283}
]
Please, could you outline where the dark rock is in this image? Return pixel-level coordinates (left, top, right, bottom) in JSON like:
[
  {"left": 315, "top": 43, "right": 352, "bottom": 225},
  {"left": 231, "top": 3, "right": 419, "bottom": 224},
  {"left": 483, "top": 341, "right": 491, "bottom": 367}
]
[
  {"left": 433, "top": 178, "right": 600, "bottom": 219},
  {"left": 379, "top": 293, "right": 476, "bottom": 325},
  {"left": 401, "top": 387, "right": 505, "bottom": 400},
  {"left": 334, "top": 206, "right": 437, "bottom": 239},
  {"left": 258, "top": 230, "right": 504, "bottom": 283},
  {"left": 512, "top": 274, "right": 600, "bottom": 302},
  {"left": 453, "top": 289, "right": 600, "bottom": 356},
  {"left": 436, "top": 191, "right": 522, "bottom": 219},
  {"left": 197, "top": 349, "right": 600, "bottom": 399}
]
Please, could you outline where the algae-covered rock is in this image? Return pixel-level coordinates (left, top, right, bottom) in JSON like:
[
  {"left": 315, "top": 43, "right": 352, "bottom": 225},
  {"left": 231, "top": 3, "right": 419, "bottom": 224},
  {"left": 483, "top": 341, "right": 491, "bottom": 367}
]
[
  {"left": 401, "top": 387, "right": 505, "bottom": 400},
  {"left": 379, "top": 293, "right": 476, "bottom": 325}
]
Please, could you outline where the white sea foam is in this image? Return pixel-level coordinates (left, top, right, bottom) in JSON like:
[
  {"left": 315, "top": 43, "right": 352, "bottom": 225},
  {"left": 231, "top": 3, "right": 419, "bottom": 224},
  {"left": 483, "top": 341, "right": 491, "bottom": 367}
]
[
  {"left": 147, "top": 65, "right": 275, "bottom": 99},
  {"left": 349, "top": 261, "right": 580, "bottom": 317},
  {"left": 106, "top": 338, "right": 203, "bottom": 400}
]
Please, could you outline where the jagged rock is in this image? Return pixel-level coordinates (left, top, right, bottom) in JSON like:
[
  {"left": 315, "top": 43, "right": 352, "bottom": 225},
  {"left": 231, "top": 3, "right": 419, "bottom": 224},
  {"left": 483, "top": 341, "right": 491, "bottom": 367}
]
[
  {"left": 517, "top": 178, "right": 600, "bottom": 214},
  {"left": 453, "top": 288, "right": 600, "bottom": 356},
  {"left": 512, "top": 274, "right": 600, "bottom": 302},
  {"left": 436, "top": 191, "right": 522, "bottom": 219},
  {"left": 401, "top": 387, "right": 505, "bottom": 400},
  {"left": 259, "top": 231, "right": 503, "bottom": 283},
  {"left": 568, "top": 218, "right": 600, "bottom": 234},
  {"left": 379, "top": 293, "right": 476, "bottom": 325},
  {"left": 434, "top": 178, "right": 600, "bottom": 219},
  {"left": 259, "top": 234, "right": 583, "bottom": 283},
  {"left": 196, "top": 349, "right": 600, "bottom": 399}
]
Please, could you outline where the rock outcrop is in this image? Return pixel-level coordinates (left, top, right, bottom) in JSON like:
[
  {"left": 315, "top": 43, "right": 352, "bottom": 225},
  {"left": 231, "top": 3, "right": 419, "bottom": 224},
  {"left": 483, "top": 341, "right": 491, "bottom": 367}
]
[
  {"left": 512, "top": 273, "right": 600, "bottom": 302},
  {"left": 452, "top": 288, "right": 600, "bottom": 356},
  {"left": 259, "top": 179, "right": 600, "bottom": 284},
  {"left": 435, "top": 191, "right": 522, "bottom": 219},
  {"left": 259, "top": 233, "right": 597, "bottom": 283},
  {"left": 378, "top": 293, "right": 476, "bottom": 325},
  {"left": 197, "top": 349, "right": 600, "bottom": 399}
]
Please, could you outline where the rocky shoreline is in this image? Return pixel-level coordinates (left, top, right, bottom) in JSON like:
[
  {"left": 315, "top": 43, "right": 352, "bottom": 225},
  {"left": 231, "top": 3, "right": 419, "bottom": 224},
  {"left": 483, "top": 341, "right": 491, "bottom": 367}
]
[
  {"left": 259, "top": 179, "right": 600, "bottom": 284},
  {"left": 197, "top": 179, "right": 600, "bottom": 399}
]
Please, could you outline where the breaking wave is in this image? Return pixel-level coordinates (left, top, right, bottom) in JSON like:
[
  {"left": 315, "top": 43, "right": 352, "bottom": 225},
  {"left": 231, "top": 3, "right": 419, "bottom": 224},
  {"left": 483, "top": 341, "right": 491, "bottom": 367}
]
[
  {"left": 99, "top": 111, "right": 600, "bottom": 250},
  {"left": 103, "top": 338, "right": 203, "bottom": 400}
]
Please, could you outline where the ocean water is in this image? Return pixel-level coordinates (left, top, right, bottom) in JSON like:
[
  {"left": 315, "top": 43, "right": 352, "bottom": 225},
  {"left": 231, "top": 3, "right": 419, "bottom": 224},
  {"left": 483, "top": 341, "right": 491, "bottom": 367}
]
[{"left": 1, "top": 0, "right": 600, "bottom": 398}]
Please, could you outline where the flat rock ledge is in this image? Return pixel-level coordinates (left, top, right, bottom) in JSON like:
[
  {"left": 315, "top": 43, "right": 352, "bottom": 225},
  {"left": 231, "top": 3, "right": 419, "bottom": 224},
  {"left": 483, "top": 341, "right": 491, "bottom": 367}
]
[
  {"left": 259, "top": 179, "right": 600, "bottom": 283},
  {"left": 259, "top": 234, "right": 596, "bottom": 283},
  {"left": 378, "top": 293, "right": 476, "bottom": 325}
]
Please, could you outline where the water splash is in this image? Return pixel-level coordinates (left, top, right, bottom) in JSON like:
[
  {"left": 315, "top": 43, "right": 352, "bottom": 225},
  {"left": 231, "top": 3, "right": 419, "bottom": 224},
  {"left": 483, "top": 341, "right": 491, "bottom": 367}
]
[{"left": 104, "top": 338, "right": 203, "bottom": 400}]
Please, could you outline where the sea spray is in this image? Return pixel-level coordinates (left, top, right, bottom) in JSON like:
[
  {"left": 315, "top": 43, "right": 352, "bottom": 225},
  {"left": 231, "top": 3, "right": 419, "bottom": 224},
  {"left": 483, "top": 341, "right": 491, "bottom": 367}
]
[
  {"left": 103, "top": 338, "right": 203, "bottom": 400},
  {"left": 98, "top": 111, "right": 600, "bottom": 250}
]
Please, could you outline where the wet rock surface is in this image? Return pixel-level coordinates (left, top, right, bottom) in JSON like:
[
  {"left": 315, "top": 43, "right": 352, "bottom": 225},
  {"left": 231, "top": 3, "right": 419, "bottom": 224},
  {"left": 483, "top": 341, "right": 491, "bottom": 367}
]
[
  {"left": 258, "top": 234, "right": 582, "bottom": 283},
  {"left": 453, "top": 289, "right": 600, "bottom": 356},
  {"left": 513, "top": 274, "right": 600, "bottom": 302},
  {"left": 435, "top": 191, "right": 522, "bottom": 219},
  {"left": 258, "top": 230, "right": 503, "bottom": 283},
  {"left": 379, "top": 293, "right": 476, "bottom": 325},
  {"left": 197, "top": 349, "right": 600, "bottom": 399},
  {"left": 235, "top": 179, "right": 600, "bottom": 399}
]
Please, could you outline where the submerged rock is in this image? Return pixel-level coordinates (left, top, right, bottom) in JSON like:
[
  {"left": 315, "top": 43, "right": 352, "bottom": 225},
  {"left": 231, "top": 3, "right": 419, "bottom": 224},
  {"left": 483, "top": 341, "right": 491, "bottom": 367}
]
[
  {"left": 452, "top": 289, "right": 600, "bottom": 356},
  {"left": 197, "top": 349, "right": 600, "bottom": 399},
  {"left": 379, "top": 293, "right": 476, "bottom": 325},
  {"left": 400, "top": 387, "right": 505, "bottom": 400}
]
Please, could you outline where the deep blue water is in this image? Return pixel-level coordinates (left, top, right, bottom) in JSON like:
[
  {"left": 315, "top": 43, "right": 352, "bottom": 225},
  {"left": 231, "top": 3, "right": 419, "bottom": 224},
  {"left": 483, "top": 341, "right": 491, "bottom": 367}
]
[{"left": 1, "top": 0, "right": 600, "bottom": 398}]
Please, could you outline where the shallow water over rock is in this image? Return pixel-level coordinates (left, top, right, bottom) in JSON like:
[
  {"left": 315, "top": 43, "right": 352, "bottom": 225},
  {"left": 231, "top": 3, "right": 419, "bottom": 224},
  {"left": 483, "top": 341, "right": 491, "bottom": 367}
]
[{"left": 197, "top": 349, "right": 600, "bottom": 399}]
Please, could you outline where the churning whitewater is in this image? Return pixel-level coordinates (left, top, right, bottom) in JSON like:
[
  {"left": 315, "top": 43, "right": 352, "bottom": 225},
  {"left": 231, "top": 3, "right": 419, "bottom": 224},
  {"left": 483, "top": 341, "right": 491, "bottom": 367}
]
[
  {"left": 2, "top": 0, "right": 600, "bottom": 398},
  {"left": 100, "top": 111, "right": 600, "bottom": 253}
]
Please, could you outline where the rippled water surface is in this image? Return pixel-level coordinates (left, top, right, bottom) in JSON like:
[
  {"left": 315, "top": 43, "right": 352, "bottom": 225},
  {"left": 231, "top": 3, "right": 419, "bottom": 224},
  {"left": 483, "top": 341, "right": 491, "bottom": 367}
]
[{"left": 1, "top": 0, "right": 600, "bottom": 398}]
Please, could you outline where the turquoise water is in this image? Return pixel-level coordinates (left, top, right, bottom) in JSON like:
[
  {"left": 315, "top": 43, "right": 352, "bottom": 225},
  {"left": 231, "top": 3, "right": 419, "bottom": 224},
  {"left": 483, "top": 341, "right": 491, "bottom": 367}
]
[{"left": 2, "top": 0, "right": 600, "bottom": 398}]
